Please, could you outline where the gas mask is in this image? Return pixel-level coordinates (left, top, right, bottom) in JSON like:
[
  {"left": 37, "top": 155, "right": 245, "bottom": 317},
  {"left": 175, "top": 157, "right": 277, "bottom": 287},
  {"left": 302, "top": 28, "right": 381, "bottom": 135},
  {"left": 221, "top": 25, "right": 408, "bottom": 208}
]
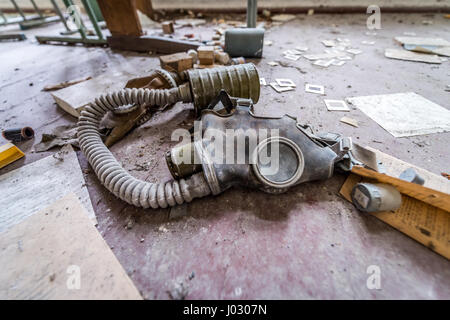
[
  {"left": 77, "top": 63, "right": 374, "bottom": 209},
  {"left": 166, "top": 90, "right": 365, "bottom": 196}
]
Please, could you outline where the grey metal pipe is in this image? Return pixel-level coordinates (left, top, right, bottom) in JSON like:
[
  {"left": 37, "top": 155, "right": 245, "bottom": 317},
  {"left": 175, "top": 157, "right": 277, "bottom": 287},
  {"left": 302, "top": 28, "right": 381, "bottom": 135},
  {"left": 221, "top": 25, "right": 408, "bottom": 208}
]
[
  {"left": 10, "top": 0, "right": 26, "bottom": 20},
  {"left": 246, "top": 0, "right": 257, "bottom": 28}
]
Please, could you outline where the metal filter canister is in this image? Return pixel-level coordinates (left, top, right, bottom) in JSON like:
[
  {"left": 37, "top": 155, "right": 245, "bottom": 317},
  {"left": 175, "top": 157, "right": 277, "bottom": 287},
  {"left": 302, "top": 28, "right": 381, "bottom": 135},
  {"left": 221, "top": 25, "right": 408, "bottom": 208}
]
[{"left": 187, "top": 63, "right": 260, "bottom": 112}]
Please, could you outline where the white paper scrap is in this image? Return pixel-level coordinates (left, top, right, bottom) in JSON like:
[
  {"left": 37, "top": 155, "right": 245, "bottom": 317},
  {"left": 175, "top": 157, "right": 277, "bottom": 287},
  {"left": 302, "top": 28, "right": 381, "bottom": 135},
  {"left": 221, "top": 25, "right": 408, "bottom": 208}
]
[{"left": 346, "top": 92, "right": 450, "bottom": 137}]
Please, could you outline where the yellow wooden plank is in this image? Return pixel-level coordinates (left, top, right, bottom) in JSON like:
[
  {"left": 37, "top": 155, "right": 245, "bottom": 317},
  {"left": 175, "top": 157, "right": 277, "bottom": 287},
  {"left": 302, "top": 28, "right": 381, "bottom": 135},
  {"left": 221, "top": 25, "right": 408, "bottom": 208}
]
[{"left": 0, "top": 143, "right": 24, "bottom": 169}]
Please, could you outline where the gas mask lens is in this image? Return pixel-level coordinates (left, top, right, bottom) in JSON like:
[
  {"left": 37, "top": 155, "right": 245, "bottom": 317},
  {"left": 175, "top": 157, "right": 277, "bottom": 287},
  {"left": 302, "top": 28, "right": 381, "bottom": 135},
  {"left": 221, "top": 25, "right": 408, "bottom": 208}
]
[{"left": 252, "top": 137, "right": 305, "bottom": 188}]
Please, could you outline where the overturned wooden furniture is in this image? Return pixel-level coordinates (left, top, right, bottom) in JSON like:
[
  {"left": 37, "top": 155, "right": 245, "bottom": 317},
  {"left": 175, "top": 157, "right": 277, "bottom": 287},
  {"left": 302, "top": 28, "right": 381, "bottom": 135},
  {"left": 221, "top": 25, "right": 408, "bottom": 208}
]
[{"left": 98, "top": 0, "right": 201, "bottom": 53}]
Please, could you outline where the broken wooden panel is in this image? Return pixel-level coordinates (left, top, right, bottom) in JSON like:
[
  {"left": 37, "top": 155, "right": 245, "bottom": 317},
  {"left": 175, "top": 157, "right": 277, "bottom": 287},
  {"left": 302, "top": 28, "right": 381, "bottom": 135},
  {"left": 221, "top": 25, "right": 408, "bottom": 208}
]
[
  {"left": 0, "top": 193, "right": 142, "bottom": 299},
  {"left": 51, "top": 72, "right": 131, "bottom": 118},
  {"left": 385, "top": 48, "right": 441, "bottom": 64},
  {"left": 0, "top": 145, "right": 96, "bottom": 233},
  {"left": 97, "top": 0, "right": 143, "bottom": 37}
]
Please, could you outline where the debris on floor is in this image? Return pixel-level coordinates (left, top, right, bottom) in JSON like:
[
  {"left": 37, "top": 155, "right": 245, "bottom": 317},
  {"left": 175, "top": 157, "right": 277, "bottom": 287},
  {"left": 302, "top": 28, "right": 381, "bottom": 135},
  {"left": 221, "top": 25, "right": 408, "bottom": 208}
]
[
  {"left": 270, "top": 82, "right": 295, "bottom": 93},
  {"left": 340, "top": 148, "right": 450, "bottom": 260},
  {"left": 0, "top": 145, "right": 96, "bottom": 231},
  {"left": 340, "top": 116, "right": 359, "bottom": 127},
  {"left": 34, "top": 124, "right": 79, "bottom": 152},
  {"left": 305, "top": 83, "right": 325, "bottom": 95},
  {"left": 347, "top": 92, "right": 450, "bottom": 137},
  {"left": 0, "top": 142, "right": 25, "bottom": 169},
  {"left": 2, "top": 127, "right": 34, "bottom": 143},
  {"left": 42, "top": 76, "right": 92, "bottom": 92},
  {"left": 1, "top": 3, "right": 450, "bottom": 302},
  {"left": 324, "top": 99, "right": 350, "bottom": 111},
  {"left": 0, "top": 193, "right": 142, "bottom": 300},
  {"left": 385, "top": 48, "right": 442, "bottom": 64}
]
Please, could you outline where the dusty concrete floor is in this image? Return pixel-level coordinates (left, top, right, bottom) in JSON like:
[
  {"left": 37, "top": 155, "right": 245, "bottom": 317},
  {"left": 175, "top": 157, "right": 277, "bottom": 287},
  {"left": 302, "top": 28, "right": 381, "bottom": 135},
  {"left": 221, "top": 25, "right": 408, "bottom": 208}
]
[{"left": 0, "top": 13, "right": 449, "bottom": 299}]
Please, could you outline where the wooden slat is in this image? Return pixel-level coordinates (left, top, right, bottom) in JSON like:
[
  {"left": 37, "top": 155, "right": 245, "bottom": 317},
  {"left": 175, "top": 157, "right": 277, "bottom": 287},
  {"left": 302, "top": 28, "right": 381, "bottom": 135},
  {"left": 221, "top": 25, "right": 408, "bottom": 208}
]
[
  {"left": 135, "top": 0, "right": 154, "bottom": 18},
  {"left": 107, "top": 35, "right": 201, "bottom": 53},
  {"left": 351, "top": 165, "right": 450, "bottom": 213}
]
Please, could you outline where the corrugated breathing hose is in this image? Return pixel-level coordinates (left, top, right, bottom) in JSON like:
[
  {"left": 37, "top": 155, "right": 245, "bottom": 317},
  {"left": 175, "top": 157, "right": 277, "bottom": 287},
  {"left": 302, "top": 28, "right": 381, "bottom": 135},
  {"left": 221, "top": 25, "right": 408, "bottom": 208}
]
[{"left": 77, "top": 87, "right": 212, "bottom": 209}]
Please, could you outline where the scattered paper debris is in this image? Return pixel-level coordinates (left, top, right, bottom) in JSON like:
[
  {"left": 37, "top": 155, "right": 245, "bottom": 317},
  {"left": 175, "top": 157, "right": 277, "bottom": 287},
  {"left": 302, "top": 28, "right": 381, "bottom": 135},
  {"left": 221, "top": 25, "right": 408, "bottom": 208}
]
[
  {"left": 313, "top": 59, "right": 334, "bottom": 67},
  {"left": 284, "top": 49, "right": 303, "bottom": 55},
  {"left": 276, "top": 79, "right": 296, "bottom": 87},
  {"left": 260, "top": 78, "right": 267, "bottom": 86},
  {"left": 264, "top": 40, "right": 273, "bottom": 46},
  {"left": 347, "top": 92, "right": 450, "bottom": 137},
  {"left": 340, "top": 116, "right": 359, "bottom": 127},
  {"left": 331, "top": 59, "right": 346, "bottom": 66},
  {"left": 322, "top": 40, "right": 336, "bottom": 47},
  {"left": 267, "top": 61, "right": 279, "bottom": 66},
  {"left": 346, "top": 49, "right": 363, "bottom": 55},
  {"left": 295, "top": 46, "right": 308, "bottom": 51},
  {"left": 395, "top": 37, "right": 450, "bottom": 47},
  {"left": 361, "top": 41, "right": 375, "bottom": 45},
  {"left": 403, "top": 31, "right": 417, "bottom": 36},
  {"left": 305, "top": 83, "right": 324, "bottom": 95},
  {"left": 270, "top": 82, "right": 295, "bottom": 93},
  {"left": 324, "top": 99, "right": 350, "bottom": 111},
  {"left": 385, "top": 48, "right": 441, "bottom": 64},
  {"left": 284, "top": 54, "right": 300, "bottom": 61}
]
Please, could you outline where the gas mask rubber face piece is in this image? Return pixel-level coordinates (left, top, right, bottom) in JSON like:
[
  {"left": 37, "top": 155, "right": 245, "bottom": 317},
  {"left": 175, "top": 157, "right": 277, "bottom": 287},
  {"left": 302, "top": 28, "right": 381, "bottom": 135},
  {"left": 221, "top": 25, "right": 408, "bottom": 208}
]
[{"left": 166, "top": 91, "right": 349, "bottom": 196}]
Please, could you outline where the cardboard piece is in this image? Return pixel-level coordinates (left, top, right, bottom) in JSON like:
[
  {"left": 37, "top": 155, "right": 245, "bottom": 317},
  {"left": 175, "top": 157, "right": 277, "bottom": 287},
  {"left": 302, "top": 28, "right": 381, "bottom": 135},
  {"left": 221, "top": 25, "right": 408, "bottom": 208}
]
[
  {"left": 385, "top": 48, "right": 442, "bottom": 64},
  {"left": 347, "top": 92, "right": 450, "bottom": 137},
  {"left": 340, "top": 148, "right": 450, "bottom": 260},
  {"left": 0, "top": 193, "right": 142, "bottom": 299},
  {"left": 0, "top": 145, "right": 96, "bottom": 233}
]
